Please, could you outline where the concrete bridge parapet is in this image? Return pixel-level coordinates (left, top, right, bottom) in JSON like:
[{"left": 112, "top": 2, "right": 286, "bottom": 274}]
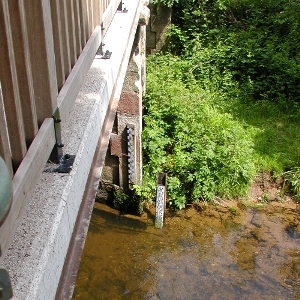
[{"left": 1, "top": 1, "right": 148, "bottom": 299}]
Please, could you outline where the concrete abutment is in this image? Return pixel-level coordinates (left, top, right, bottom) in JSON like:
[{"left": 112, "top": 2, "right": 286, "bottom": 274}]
[
  {"left": 1, "top": 1, "right": 152, "bottom": 299},
  {"left": 100, "top": 0, "right": 171, "bottom": 201},
  {"left": 101, "top": 6, "right": 149, "bottom": 198}
]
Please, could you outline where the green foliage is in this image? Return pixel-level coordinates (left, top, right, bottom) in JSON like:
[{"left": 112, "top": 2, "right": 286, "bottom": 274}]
[
  {"left": 152, "top": 0, "right": 179, "bottom": 7},
  {"left": 141, "top": 0, "right": 300, "bottom": 209},
  {"left": 113, "top": 187, "right": 128, "bottom": 211},
  {"left": 113, "top": 187, "right": 144, "bottom": 215},
  {"left": 169, "top": 0, "right": 300, "bottom": 103},
  {"left": 283, "top": 168, "right": 300, "bottom": 203},
  {"left": 143, "top": 54, "right": 256, "bottom": 207},
  {"left": 229, "top": 206, "right": 237, "bottom": 214},
  {"left": 133, "top": 183, "right": 155, "bottom": 208}
]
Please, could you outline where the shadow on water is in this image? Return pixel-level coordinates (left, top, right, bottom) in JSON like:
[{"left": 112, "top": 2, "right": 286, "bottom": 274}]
[
  {"left": 89, "top": 208, "right": 148, "bottom": 234},
  {"left": 73, "top": 202, "right": 300, "bottom": 300}
]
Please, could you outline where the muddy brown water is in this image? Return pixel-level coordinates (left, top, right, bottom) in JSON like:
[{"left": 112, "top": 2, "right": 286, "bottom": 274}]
[{"left": 73, "top": 202, "right": 300, "bottom": 300}]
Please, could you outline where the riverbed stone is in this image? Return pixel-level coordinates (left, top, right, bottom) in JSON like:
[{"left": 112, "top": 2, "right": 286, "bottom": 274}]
[{"left": 251, "top": 213, "right": 264, "bottom": 227}]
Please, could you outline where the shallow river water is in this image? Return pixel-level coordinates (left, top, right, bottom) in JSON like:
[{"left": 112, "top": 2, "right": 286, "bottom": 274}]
[{"left": 73, "top": 202, "right": 300, "bottom": 300}]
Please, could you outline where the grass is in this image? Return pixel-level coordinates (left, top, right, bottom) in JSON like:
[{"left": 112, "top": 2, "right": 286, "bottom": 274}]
[
  {"left": 223, "top": 98, "right": 300, "bottom": 175},
  {"left": 210, "top": 87, "right": 300, "bottom": 201}
]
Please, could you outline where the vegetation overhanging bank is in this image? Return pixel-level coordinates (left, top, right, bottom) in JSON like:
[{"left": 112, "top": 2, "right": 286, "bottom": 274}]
[{"left": 138, "top": 0, "right": 300, "bottom": 210}]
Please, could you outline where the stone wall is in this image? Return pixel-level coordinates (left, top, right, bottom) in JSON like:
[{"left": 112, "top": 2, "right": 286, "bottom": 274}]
[
  {"left": 146, "top": 2, "right": 171, "bottom": 54},
  {"left": 101, "top": 1, "right": 172, "bottom": 196},
  {"left": 101, "top": 3, "right": 149, "bottom": 193}
]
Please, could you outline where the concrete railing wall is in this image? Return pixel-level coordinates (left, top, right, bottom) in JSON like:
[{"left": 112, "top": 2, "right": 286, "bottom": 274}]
[
  {"left": 1, "top": 1, "right": 147, "bottom": 299},
  {"left": 0, "top": 0, "right": 120, "bottom": 258}
]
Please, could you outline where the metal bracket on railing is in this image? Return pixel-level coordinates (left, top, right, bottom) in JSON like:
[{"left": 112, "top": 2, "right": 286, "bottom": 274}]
[
  {"left": 52, "top": 107, "right": 64, "bottom": 163},
  {"left": 55, "top": 153, "right": 76, "bottom": 173},
  {"left": 0, "top": 266, "right": 12, "bottom": 300},
  {"left": 101, "top": 50, "right": 112, "bottom": 59},
  {"left": 49, "top": 108, "right": 75, "bottom": 173},
  {"left": 96, "top": 42, "right": 105, "bottom": 56},
  {"left": 117, "top": 1, "right": 128, "bottom": 13}
]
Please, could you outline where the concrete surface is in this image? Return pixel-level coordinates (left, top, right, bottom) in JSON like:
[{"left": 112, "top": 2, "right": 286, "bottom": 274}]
[{"left": 1, "top": 1, "right": 142, "bottom": 299}]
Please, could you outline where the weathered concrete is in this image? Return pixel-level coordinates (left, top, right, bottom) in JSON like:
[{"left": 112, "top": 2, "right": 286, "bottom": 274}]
[
  {"left": 1, "top": 1, "right": 144, "bottom": 299},
  {"left": 56, "top": 3, "right": 151, "bottom": 298},
  {"left": 102, "top": 3, "right": 150, "bottom": 192}
]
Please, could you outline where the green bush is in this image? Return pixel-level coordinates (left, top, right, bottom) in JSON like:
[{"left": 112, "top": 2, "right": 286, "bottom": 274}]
[
  {"left": 113, "top": 186, "right": 144, "bottom": 215},
  {"left": 142, "top": 0, "right": 300, "bottom": 209},
  {"left": 169, "top": 0, "right": 300, "bottom": 103},
  {"left": 143, "top": 55, "right": 256, "bottom": 208},
  {"left": 152, "top": 0, "right": 178, "bottom": 7}
]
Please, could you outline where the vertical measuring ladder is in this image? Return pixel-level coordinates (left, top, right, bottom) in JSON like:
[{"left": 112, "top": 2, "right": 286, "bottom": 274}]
[
  {"left": 127, "top": 125, "right": 136, "bottom": 189},
  {"left": 155, "top": 172, "right": 167, "bottom": 229}
]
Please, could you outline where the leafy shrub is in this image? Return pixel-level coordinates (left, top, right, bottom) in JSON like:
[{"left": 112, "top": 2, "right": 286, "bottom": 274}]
[
  {"left": 169, "top": 0, "right": 300, "bottom": 103},
  {"left": 143, "top": 0, "right": 300, "bottom": 209},
  {"left": 143, "top": 54, "right": 256, "bottom": 208},
  {"left": 152, "top": 0, "right": 178, "bottom": 7},
  {"left": 113, "top": 186, "right": 144, "bottom": 215},
  {"left": 283, "top": 168, "right": 300, "bottom": 203}
]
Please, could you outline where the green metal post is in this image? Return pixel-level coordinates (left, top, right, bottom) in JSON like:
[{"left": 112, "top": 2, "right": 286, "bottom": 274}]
[
  {"left": 0, "top": 156, "right": 11, "bottom": 227},
  {"left": 0, "top": 156, "right": 13, "bottom": 299}
]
